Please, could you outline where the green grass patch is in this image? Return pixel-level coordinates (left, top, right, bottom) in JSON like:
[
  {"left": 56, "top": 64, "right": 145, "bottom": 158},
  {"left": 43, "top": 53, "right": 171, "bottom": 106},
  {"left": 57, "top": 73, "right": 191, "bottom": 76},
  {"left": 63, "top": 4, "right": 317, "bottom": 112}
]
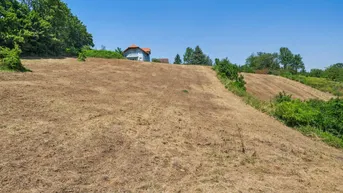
[{"left": 182, "top": 90, "right": 189, "bottom": 93}]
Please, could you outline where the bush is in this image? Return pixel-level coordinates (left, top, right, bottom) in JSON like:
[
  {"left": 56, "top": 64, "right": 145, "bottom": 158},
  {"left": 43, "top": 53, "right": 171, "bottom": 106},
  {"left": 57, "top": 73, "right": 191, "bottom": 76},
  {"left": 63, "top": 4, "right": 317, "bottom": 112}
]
[
  {"left": 274, "top": 100, "right": 320, "bottom": 127},
  {"left": 83, "top": 49, "right": 125, "bottom": 59},
  {"left": 214, "top": 58, "right": 246, "bottom": 91},
  {"left": 152, "top": 58, "right": 161, "bottom": 63},
  {"left": 0, "top": 45, "right": 28, "bottom": 72},
  {"left": 275, "top": 98, "right": 343, "bottom": 139},
  {"left": 78, "top": 52, "right": 86, "bottom": 62},
  {"left": 274, "top": 91, "right": 292, "bottom": 103}
]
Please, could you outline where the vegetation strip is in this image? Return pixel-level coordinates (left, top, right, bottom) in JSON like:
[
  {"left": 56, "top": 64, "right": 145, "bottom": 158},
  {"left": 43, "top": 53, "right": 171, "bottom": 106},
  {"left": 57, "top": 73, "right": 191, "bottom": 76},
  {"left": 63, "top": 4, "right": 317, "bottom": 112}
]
[{"left": 213, "top": 59, "right": 343, "bottom": 149}]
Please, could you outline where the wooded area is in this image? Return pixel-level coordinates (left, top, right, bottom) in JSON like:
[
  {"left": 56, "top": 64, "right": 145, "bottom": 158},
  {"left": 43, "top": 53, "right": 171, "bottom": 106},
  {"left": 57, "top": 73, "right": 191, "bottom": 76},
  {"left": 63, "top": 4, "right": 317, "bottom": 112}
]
[{"left": 0, "top": 0, "right": 93, "bottom": 57}]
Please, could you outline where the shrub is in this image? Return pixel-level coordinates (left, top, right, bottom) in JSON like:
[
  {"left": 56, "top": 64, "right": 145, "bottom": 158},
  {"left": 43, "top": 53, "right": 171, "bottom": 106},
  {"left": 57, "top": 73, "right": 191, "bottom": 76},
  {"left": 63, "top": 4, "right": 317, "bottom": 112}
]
[
  {"left": 214, "top": 58, "right": 246, "bottom": 91},
  {"left": 274, "top": 100, "right": 320, "bottom": 127},
  {"left": 83, "top": 49, "right": 125, "bottom": 59},
  {"left": 152, "top": 58, "right": 161, "bottom": 63},
  {"left": 78, "top": 52, "right": 86, "bottom": 62},
  {"left": 274, "top": 91, "right": 292, "bottom": 103},
  {"left": 0, "top": 45, "right": 28, "bottom": 72}
]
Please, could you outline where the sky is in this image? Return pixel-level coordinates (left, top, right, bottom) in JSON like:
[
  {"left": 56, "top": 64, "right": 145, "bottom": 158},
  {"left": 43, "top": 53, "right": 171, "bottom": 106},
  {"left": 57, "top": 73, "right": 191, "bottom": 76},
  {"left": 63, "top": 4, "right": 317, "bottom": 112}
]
[{"left": 64, "top": 0, "right": 343, "bottom": 69}]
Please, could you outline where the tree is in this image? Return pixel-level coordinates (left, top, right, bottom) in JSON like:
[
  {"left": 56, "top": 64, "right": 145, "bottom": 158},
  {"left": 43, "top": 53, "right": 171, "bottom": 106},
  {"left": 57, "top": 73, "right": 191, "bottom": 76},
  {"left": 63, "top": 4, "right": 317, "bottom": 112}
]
[
  {"left": 115, "top": 47, "right": 123, "bottom": 56},
  {"left": 101, "top": 45, "right": 106, "bottom": 50},
  {"left": 183, "top": 47, "right": 194, "bottom": 64},
  {"left": 309, "top": 69, "right": 324, "bottom": 77},
  {"left": 205, "top": 55, "right": 213, "bottom": 66},
  {"left": 192, "top": 45, "right": 206, "bottom": 65},
  {"left": 291, "top": 54, "right": 305, "bottom": 73},
  {"left": 0, "top": 0, "right": 94, "bottom": 56},
  {"left": 245, "top": 52, "right": 280, "bottom": 70},
  {"left": 279, "top": 47, "right": 294, "bottom": 70},
  {"left": 324, "top": 63, "right": 343, "bottom": 81},
  {"left": 174, "top": 54, "right": 182, "bottom": 64}
]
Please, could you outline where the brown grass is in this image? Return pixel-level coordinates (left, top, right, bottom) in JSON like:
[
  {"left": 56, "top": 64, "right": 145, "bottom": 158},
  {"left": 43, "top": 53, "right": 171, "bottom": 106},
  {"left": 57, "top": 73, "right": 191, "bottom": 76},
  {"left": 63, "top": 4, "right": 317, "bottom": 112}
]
[
  {"left": 0, "top": 58, "right": 343, "bottom": 192},
  {"left": 242, "top": 73, "right": 334, "bottom": 101}
]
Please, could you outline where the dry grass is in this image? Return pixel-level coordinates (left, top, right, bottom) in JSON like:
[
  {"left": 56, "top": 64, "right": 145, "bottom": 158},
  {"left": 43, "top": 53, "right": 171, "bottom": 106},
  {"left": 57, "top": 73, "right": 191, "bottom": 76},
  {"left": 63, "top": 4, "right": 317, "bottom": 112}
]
[
  {"left": 242, "top": 73, "right": 334, "bottom": 101},
  {"left": 0, "top": 58, "right": 343, "bottom": 192}
]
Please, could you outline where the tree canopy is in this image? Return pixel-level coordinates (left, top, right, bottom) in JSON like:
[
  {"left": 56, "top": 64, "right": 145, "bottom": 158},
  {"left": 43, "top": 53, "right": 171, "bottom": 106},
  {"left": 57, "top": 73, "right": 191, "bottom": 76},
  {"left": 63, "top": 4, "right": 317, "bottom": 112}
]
[
  {"left": 181, "top": 45, "right": 212, "bottom": 66},
  {"left": 0, "top": 0, "right": 94, "bottom": 56}
]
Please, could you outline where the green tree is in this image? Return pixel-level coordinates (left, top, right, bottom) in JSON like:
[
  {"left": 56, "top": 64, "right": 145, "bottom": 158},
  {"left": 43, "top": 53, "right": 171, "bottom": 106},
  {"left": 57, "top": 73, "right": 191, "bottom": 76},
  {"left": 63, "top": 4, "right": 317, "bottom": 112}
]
[
  {"left": 205, "top": 55, "right": 213, "bottom": 66},
  {"left": 174, "top": 54, "right": 182, "bottom": 64},
  {"left": 324, "top": 63, "right": 343, "bottom": 81},
  {"left": 279, "top": 47, "right": 294, "bottom": 70},
  {"left": 245, "top": 52, "right": 280, "bottom": 70},
  {"left": 309, "top": 69, "right": 324, "bottom": 77},
  {"left": 0, "top": 0, "right": 93, "bottom": 57},
  {"left": 192, "top": 45, "right": 206, "bottom": 65},
  {"left": 290, "top": 54, "right": 305, "bottom": 73},
  {"left": 183, "top": 47, "right": 194, "bottom": 64},
  {"left": 115, "top": 47, "right": 123, "bottom": 56}
]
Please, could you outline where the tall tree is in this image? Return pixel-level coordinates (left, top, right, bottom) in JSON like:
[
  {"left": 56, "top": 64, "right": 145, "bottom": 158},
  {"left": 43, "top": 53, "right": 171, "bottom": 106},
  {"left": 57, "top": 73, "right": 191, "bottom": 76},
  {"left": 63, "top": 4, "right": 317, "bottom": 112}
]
[
  {"left": 183, "top": 47, "right": 194, "bottom": 64},
  {"left": 192, "top": 45, "right": 206, "bottom": 65},
  {"left": 291, "top": 54, "right": 305, "bottom": 73},
  {"left": 279, "top": 47, "right": 294, "bottom": 70},
  {"left": 174, "top": 54, "right": 182, "bottom": 64}
]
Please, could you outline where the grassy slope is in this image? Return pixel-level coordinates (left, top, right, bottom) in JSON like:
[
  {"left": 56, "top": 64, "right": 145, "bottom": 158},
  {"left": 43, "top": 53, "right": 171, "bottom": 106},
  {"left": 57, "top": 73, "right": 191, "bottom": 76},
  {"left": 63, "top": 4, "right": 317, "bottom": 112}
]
[
  {"left": 282, "top": 74, "right": 343, "bottom": 96},
  {"left": 216, "top": 71, "right": 343, "bottom": 149}
]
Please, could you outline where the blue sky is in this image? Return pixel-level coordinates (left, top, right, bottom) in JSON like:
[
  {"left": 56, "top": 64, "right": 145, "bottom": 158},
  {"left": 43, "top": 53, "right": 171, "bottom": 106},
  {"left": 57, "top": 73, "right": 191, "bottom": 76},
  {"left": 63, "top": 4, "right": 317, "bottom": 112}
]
[{"left": 64, "top": 0, "right": 342, "bottom": 69}]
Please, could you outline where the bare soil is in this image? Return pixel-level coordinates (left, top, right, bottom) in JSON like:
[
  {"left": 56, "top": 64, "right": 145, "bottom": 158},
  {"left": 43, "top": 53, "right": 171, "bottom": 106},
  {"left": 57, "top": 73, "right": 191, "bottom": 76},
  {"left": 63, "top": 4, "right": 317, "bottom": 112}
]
[
  {"left": 242, "top": 73, "right": 334, "bottom": 101},
  {"left": 1, "top": 58, "right": 343, "bottom": 192}
]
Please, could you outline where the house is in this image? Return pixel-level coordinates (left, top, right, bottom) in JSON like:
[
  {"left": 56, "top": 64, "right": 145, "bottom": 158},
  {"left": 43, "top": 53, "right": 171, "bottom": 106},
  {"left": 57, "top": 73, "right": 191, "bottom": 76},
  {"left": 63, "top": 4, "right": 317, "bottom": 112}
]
[{"left": 123, "top": 44, "right": 151, "bottom": 62}]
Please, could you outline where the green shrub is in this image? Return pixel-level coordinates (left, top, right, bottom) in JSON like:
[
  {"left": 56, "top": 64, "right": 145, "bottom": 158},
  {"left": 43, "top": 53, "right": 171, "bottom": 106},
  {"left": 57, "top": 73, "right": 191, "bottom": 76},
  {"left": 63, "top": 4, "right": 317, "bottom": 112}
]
[
  {"left": 0, "top": 45, "right": 28, "bottom": 72},
  {"left": 274, "top": 91, "right": 292, "bottom": 103},
  {"left": 83, "top": 49, "right": 125, "bottom": 59},
  {"left": 274, "top": 100, "right": 320, "bottom": 127},
  {"left": 152, "top": 58, "right": 161, "bottom": 63},
  {"left": 78, "top": 52, "right": 86, "bottom": 62}
]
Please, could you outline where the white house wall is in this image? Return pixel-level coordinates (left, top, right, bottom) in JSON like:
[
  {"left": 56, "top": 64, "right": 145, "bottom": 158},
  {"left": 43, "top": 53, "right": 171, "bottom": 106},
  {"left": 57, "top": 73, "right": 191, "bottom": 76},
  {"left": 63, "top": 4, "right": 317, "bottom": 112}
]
[{"left": 124, "top": 48, "right": 150, "bottom": 62}]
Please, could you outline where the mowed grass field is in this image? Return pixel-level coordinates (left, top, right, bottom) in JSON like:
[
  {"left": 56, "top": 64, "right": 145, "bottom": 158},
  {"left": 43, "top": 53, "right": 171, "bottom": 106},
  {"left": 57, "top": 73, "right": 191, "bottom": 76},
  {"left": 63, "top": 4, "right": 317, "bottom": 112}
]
[{"left": 1, "top": 58, "right": 343, "bottom": 192}]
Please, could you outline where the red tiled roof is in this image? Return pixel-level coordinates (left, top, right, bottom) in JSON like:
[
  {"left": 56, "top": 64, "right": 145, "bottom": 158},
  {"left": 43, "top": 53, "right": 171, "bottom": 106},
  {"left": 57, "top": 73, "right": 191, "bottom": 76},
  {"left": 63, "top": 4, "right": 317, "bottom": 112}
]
[{"left": 124, "top": 44, "right": 151, "bottom": 55}]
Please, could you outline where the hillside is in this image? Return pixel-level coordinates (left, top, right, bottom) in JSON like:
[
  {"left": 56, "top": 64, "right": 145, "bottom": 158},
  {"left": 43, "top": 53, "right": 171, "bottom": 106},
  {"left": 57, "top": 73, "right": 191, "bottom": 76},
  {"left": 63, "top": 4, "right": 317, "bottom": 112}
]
[
  {"left": 1, "top": 58, "right": 343, "bottom": 192},
  {"left": 242, "top": 73, "right": 334, "bottom": 101}
]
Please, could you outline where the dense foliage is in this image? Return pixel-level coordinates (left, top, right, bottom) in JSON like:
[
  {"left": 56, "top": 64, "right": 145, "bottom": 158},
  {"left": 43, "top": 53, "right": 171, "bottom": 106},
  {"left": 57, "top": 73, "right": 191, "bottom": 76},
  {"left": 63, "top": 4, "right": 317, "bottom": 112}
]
[
  {"left": 83, "top": 49, "right": 124, "bottom": 59},
  {"left": 0, "top": 45, "right": 28, "bottom": 71},
  {"left": 0, "top": 0, "right": 93, "bottom": 57},
  {"left": 275, "top": 98, "right": 343, "bottom": 140},
  {"left": 243, "top": 47, "right": 305, "bottom": 73}
]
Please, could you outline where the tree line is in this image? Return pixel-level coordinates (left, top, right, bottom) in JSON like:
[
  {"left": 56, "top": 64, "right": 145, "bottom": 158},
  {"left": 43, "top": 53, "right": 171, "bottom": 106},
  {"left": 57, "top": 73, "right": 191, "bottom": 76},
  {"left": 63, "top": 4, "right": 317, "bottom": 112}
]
[
  {"left": 241, "top": 47, "right": 305, "bottom": 73},
  {"left": 174, "top": 45, "right": 213, "bottom": 66},
  {"left": 0, "top": 0, "right": 94, "bottom": 57}
]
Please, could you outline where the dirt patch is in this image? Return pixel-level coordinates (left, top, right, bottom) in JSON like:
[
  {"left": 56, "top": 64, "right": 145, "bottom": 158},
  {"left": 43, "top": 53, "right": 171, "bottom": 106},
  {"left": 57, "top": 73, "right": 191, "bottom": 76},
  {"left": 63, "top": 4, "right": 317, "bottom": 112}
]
[
  {"left": 242, "top": 73, "right": 334, "bottom": 101},
  {"left": 0, "top": 58, "right": 342, "bottom": 192}
]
